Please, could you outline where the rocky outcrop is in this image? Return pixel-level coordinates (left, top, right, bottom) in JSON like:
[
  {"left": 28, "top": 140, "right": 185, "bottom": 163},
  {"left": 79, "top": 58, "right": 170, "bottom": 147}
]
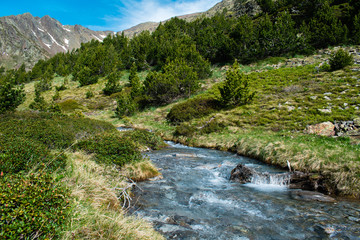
[
  {"left": 304, "top": 120, "right": 360, "bottom": 137},
  {"left": 0, "top": 13, "right": 113, "bottom": 69},
  {"left": 334, "top": 120, "right": 360, "bottom": 137},
  {"left": 289, "top": 171, "right": 333, "bottom": 194},
  {"left": 304, "top": 122, "right": 335, "bottom": 137}
]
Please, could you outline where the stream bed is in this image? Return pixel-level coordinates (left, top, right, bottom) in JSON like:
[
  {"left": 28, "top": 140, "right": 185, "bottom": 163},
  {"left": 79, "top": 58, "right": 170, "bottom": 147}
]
[{"left": 131, "top": 142, "right": 360, "bottom": 239}]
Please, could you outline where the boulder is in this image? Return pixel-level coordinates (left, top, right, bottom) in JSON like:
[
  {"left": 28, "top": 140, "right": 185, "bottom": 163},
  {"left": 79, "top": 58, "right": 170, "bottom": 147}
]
[
  {"left": 304, "top": 122, "right": 335, "bottom": 136},
  {"left": 229, "top": 164, "right": 255, "bottom": 183},
  {"left": 289, "top": 171, "right": 330, "bottom": 194}
]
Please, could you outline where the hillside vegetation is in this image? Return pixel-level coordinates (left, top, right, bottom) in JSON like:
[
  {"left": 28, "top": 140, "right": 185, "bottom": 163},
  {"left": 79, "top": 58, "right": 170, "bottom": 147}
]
[
  {"left": 1, "top": 0, "right": 360, "bottom": 238},
  {"left": 0, "top": 111, "right": 164, "bottom": 239}
]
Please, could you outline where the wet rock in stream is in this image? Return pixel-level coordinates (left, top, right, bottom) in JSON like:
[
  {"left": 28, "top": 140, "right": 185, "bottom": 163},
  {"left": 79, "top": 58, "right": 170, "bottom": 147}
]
[{"left": 230, "top": 164, "right": 336, "bottom": 201}]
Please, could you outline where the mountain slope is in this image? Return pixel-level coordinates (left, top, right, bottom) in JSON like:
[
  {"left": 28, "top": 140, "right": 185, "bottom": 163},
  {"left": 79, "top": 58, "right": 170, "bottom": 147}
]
[
  {"left": 0, "top": 13, "right": 112, "bottom": 69},
  {"left": 122, "top": 0, "right": 261, "bottom": 37}
]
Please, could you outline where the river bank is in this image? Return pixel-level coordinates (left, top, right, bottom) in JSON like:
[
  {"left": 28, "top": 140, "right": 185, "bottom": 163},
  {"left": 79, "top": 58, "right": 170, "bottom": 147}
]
[{"left": 121, "top": 118, "right": 360, "bottom": 199}]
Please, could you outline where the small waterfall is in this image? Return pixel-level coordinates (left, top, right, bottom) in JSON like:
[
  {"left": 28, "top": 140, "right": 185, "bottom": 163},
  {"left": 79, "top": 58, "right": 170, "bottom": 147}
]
[{"left": 251, "top": 172, "right": 291, "bottom": 186}]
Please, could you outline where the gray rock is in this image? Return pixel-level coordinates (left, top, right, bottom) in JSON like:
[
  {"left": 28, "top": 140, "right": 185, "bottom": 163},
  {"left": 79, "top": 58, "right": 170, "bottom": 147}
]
[
  {"left": 230, "top": 164, "right": 255, "bottom": 183},
  {"left": 354, "top": 118, "right": 360, "bottom": 127},
  {"left": 318, "top": 109, "right": 332, "bottom": 114},
  {"left": 290, "top": 190, "right": 336, "bottom": 202}
]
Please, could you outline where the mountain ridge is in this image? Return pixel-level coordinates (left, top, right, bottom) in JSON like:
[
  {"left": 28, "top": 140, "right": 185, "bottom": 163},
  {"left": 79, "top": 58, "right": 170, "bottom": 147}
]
[
  {"left": 121, "top": 0, "right": 261, "bottom": 37},
  {"left": 0, "top": 12, "right": 113, "bottom": 69}
]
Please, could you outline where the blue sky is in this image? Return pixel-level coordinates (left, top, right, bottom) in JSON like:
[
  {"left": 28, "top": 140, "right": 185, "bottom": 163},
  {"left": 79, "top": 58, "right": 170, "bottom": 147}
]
[{"left": 0, "top": 0, "right": 221, "bottom": 31}]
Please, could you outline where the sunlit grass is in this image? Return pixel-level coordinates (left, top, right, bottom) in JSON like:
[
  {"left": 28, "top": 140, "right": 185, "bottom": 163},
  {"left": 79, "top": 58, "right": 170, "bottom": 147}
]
[{"left": 62, "top": 151, "right": 164, "bottom": 239}]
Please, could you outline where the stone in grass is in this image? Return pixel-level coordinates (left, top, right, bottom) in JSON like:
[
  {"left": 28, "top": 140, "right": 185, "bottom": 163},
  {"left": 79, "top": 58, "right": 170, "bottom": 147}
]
[
  {"left": 318, "top": 108, "right": 332, "bottom": 114},
  {"left": 304, "top": 122, "right": 335, "bottom": 137},
  {"left": 354, "top": 118, "right": 360, "bottom": 127}
]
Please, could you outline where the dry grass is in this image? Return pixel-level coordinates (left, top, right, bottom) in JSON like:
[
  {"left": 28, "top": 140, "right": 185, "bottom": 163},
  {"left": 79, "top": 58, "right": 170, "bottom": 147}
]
[
  {"left": 62, "top": 151, "right": 164, "bottom": 240},
  {"left": 121, "top": 160, "right": 161, "bottom": 182}
]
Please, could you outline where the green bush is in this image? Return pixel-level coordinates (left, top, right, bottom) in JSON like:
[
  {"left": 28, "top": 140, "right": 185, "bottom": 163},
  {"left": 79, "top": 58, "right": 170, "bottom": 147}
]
[
  {"left": 142, "top": 71, "right": 179, "bottom": 105},
  {"left": 75, "top": 131, "right": 143, "bottom": 167},
  {"left": 0, "top": 136, "right": 66, "bottom": 174},
  {"left": 0, "top": 82, "right": 25, "bottom": 114},
  {"left": 55, "top": 84, "right": 67, "bottom": 91},
  {"left": 29, "top": 89, "right": 48, "bottom": 111},
  {"left": 85, "top": 90, "right": 94, "bottom": 99},
  {"left": 143, "top": 59, "right": 201, "bottom": 106},
  {"left": 167, "top": 95, "right": 219, "bottom": 123},
  {"left": 35, "top": 78, "right": 52, "bottom": 92},
  {"left": 329, "top": 49, "right": 353, "bottom": 71},
  {"left": 115, "top": 93, "right": 138, "bottom": 118},
  {"left": 103, "top": 71, "right": 122, "bottom": 96},
  {"left": 200, "top": 119, "right": 226, "bottom": 134},
  {"left": 219, "top": 61, "right": 255, "bottom": 107},
  {"left": 174, "top": 123, "right": 197, "bottom": 137},
  {"left": 52, "top": 90, "right": 60, "bottom": 101},
  {"left": 121, "top": 129, "right": 166, "bottom": 150},
  {"left": 0, "top": 173, "right": 70, "bottom": 239},
  {"left": 77, "top": 67, "right": 98, "bottom": 86},
  {"left": 0, "top": 111, "right": 114, "bottom": 150},
  {"left": 58, "top": 99, "right": 84, "bottom": 112}
]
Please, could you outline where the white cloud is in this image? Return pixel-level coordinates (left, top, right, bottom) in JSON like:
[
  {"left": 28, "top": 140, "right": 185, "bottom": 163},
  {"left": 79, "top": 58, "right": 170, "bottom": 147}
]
[{"left": 90, "top": 0, "right": 221, "bottom": 31}]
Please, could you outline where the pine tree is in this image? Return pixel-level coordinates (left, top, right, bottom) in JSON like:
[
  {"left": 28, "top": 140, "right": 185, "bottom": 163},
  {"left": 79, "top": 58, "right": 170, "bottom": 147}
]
[
  {"left": 353, "top": 14, "right": 360, "bottom": 44},
  {"left": 218, "top": 61, "right": 255, "bottom": 107},
  {"left": 0, "top": 82, "right": 25, "bottom": 114},
  {"left": 29, "top": 88, "right": 47, "bottom": 111},
  {"left": 103, "top": 71, "right": 122, "bottom": 96}
]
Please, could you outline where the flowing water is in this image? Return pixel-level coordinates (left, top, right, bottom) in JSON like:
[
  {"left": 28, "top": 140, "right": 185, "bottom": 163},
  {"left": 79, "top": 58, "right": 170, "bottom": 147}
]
[{"left": 131, "top": 142, "right": 360, "bottom": 239}]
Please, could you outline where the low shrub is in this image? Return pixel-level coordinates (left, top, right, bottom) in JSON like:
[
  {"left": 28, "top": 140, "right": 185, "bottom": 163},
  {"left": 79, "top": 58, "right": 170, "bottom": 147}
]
[
  {"left": 29, "top": 89, "right": 48, "bottom": 111},
  {"left": 85, "top": 90, "right": 94, "bottom": 99},
  {"left": 0, "top": 173, "right": 70, "bottom": 239},
  {"left": 77, "top": 67, "right": 99, "bottom": 86},
  {"left": 55, "top": 84, "right": 67, "bottom": 91},
  {"left": 329, "top": 49, "right": 353, "bottom": 71},
  {"left": 58, "top": 99, "right": 84, "bottom": 112},
  {"left": 115, "top": 93, "right": 138, "bottom": 118},
  {"left": 0, "top": 111, "right": 114, "bottom": 149},
  {"left": 0, "top": 136, "right": 66, "bottom": 174},
  {"left": 167, "top": 95, "right": 220, "bottom": 123},
  {"left": 121, "top": 129, "right": 166, "bottom": 150},
  {"left": 75, "top": 131, "right": 143, "bottom": 167},
  {"left": 35, "top": 79, "right": 52, "bottom": 92},
  {"left": 52, "top": 90, "right": 60, "bottom": 101},
  {"left": 0, "top": 82, "right": 25, "bottom": 114},
  {"left": 174, "top": 123, "right": 197, "bottom": 137},
  {"left": 200, "top": 119, "right": 226, "bottom": 134}
]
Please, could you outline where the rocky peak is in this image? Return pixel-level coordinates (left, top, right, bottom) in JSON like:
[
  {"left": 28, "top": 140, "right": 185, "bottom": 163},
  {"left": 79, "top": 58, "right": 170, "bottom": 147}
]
[{"left": 0, "top": 13, "right": 113, "bottom": 70}]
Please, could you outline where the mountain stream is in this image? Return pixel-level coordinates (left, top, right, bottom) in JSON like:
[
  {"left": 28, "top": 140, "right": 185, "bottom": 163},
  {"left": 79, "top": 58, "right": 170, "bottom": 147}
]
[{"left": 130, "top": 141, "right": 360, "bottom": 239}]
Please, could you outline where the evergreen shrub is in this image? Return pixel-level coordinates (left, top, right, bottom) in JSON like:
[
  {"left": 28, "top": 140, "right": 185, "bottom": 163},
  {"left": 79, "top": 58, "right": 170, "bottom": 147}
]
[
  {"left": 115, "top": 93, "right": 138, "bottom": 118},
  {"left": 75, "top": 132, "right": 143, "bottom": 167},
  {"left": 121, "top": 129, "right": 166, "bottom": 150},
  {"left": 0, "top": 136, "right": 66, "bottom": 174},
  {"left": 0, "top": 173, "right": 70, "bottom": 239},
  {"left": 0, "top": 82, "right": 25, "bottom": 114},
  {"left": 167, "top": 95, "right": 219, "bottom": 123},
  {"left": 329, "top": 49, "right": 353, "bottom": 71},
  {"left": 174, "top": 123, "right": 197, "bottom": 137}
]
